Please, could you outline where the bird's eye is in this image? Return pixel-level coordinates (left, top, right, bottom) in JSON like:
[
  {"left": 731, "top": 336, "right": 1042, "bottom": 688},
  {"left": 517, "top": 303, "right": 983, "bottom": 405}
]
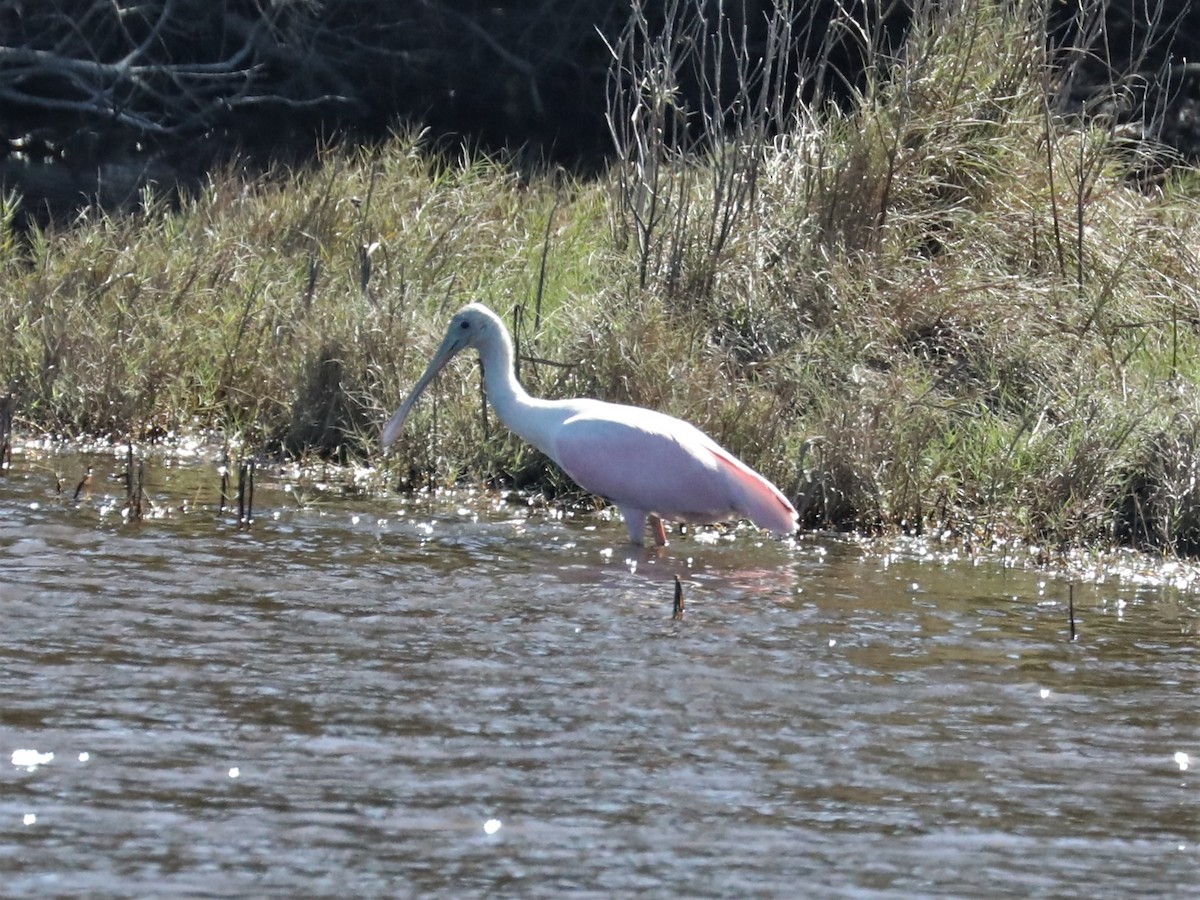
[{"left": 459, "top": 320, "right": 470, "bottom": 330}]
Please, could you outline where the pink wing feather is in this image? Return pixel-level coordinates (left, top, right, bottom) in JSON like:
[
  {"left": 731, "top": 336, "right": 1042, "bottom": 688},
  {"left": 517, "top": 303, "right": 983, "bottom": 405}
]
[
  {"left": 701, "top": 440, "right": 798, "bottom": 534},
  {"left": 552, "top": 403, "right": 797, "bottom": 534}
]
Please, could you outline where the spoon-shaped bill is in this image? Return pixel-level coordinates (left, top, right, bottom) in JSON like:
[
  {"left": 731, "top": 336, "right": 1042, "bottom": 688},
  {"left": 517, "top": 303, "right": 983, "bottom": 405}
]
[{"left": 381, "top": 330, "right": 468, "bottom": 450}]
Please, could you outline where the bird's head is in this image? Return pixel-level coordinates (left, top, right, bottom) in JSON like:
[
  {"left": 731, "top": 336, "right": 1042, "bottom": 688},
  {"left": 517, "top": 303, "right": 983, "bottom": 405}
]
[
  {"left": 441, "top": 303, "right": 501, "bottom": 355},
  {"left": 380, "top": 303, "right": 506, "bottom": 450}
]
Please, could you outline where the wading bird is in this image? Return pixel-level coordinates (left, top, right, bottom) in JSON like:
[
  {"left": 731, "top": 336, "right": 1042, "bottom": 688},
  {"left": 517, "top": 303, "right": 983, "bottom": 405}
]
[{"left": 382, "top": 304, "right": 798, "bottom": 546}]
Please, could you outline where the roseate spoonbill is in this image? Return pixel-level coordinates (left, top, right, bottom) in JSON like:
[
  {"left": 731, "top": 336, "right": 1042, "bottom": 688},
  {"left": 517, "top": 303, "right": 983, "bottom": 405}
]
[{"left": 381, "top": 303, "right": 798, "bottom": 546}]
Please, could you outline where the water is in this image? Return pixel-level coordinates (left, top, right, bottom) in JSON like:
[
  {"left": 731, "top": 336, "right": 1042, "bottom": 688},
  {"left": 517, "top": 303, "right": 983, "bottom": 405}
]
[{"left": 2, "top": 442, "right": 1198, "bottom": 897}]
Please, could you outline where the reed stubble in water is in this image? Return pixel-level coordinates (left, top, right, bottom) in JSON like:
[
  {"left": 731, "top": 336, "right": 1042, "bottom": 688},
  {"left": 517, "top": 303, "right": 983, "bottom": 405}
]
[
  {"left": 237, "top": 459, "right": 256, "bottom": 527},
  {"left": 124, "top": 440, "right": 146, "bottom": 522},
  {"left": 73, "top": 467, "right": 93, "bottom": 501},
  {"left": 0, "top": 392, "right": 12, "bottom": 473},
  {"left": 217, "top": 450, "right": 255, "bottom": 527},
  {"left": 1069, "top": 583, "right": 1077, "bottom": 642}
]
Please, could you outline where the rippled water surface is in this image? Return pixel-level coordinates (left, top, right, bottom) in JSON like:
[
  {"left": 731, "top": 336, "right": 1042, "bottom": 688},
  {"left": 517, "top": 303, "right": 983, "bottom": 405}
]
[{"left": 2, "top": 443, "right": 1198, "bottom": 897}]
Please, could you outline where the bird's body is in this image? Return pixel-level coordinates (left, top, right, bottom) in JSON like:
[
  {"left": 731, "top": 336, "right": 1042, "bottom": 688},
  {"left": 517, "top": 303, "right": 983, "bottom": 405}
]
[{"left": 382, "top": 304, "right": 797, "bottom": 545}]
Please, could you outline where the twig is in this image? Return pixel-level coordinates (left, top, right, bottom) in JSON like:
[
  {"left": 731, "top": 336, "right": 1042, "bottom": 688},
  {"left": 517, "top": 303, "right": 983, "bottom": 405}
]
[
  {"left": 218, "top": 453, "right": 230, "bottom": 514},
  {"left": 0, "top": 391, "right": 12, "bottom": 474},
  {"left": 73, "top": 466, "right": 93, "bottom": 501},
  {"left": 1068, "top": 583, "right": 1077, "bottom": 642},
  {"left": 534, "top": 195, "right": 560, "bottom": 332},
  {"left": 131, "top": 459, "right": 145, "bottom": 522},
  {"left": 672, "top": 575, "right": 685, "bottom": 620},
  {"left": 124, "top": 440, "right": 145, "bottom": 522},
  {"left": 237, "top": 459, "right": 256, "bottom": 527},
  {"left": 246, "top": 459, "right": 255, "bottom": 525},
  {"left": 125, "top": 440, "right": 135, "bottom": 506},
  {"left": 237, "top": 461, "right": 247, "bottom": 523}
]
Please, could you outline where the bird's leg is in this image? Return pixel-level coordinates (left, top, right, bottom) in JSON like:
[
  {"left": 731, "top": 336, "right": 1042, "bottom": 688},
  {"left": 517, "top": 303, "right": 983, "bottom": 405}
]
[
  {"left": 649, "top": 514, "right": 668, "bottom": 547},
  {"left": 621, "top": 507, "right": 648, "bottom": 545}
]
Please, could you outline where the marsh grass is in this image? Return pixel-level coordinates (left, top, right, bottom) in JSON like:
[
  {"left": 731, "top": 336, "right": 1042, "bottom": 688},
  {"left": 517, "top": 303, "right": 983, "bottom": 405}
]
[{"left": 4, "top": 0, "right": 1200, "bottom": 553}]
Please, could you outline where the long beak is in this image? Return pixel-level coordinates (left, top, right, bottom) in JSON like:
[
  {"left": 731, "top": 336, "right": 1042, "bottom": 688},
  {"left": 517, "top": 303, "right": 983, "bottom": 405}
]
[{"left": 380, "top": 329, "right": 467, "bottom": 450}]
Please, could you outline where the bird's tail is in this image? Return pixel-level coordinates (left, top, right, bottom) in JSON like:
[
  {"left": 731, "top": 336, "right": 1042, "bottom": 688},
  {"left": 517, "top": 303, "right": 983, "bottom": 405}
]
[{"left": 711, "top": 445, "right": 798, "bottom": 535}]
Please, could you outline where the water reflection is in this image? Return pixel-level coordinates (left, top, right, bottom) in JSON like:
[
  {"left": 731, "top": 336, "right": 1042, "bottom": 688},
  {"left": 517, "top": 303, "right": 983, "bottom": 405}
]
[{"left": 1, "top": 442, "right": 1198, "bottom": 896}]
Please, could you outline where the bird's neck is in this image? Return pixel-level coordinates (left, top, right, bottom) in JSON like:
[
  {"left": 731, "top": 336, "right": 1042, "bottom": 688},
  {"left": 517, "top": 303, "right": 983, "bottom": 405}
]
[
  {"left": 479, "top": 334, "right": 527, "bottom": 415},
  {"left": 477, "top": 331, "right": 564, "bottom": 459}
]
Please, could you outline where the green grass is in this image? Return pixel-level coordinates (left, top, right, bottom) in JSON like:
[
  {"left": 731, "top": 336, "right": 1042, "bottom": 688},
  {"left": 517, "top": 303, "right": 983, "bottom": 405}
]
[{"left": 5, "top": 0, "right": 1200, "bottom": 554}]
